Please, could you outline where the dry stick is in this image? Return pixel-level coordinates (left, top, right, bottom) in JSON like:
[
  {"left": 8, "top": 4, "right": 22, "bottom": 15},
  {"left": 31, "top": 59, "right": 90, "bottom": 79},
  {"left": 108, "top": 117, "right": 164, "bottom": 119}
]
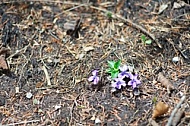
[
  {"left": 42, "top": 65, "right": 51, "bottom": 86},
  {"left": 5, "top": 119, "right": 40, "bottom": 126},
  {"left": 0, "top": 0, "right": 81, "bottom": 5},
  {"left": 166, "top": 95, "right": 186, "bottom": 126},
  {"left": 55, "top": 3, "right": 90, "bottom": 17},
  {"left": 89, "top": 6, "right": 162, "bottom": 48},
  {"left": 69, "top": 94, "right": 81, "bottom": 126}
]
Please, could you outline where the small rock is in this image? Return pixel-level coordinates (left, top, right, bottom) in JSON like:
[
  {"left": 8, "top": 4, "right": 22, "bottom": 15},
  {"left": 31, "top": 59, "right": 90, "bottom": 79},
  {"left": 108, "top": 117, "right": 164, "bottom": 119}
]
[
  {"left": 26, "top": 92, "right": 33, "bottom": 99},
  {"left": 172, "top": 57, "right": 180, "bottom": 63},
  {"left": 95, "top": 118, "right": 101, "bottom": 124}
]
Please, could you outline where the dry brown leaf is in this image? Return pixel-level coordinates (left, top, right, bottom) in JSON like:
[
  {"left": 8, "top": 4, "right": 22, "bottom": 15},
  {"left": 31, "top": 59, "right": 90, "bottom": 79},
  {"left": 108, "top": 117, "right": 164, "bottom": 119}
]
[
  {"left": 0, "top": 55, "right": 8, "bottom": 70},
  {"left": 152, "top": 101, "right": 169, "bottom": 118},
  {"left": 157, "top": 72, "right": 175, "bottom": 91}
]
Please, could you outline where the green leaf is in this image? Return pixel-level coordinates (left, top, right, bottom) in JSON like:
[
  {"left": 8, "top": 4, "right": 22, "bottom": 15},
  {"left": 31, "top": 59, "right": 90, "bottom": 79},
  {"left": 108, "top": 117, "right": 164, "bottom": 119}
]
[
  {"left": 111, "top": 71, "right": 119, "bottom": 78},
  {"left": 152, "top": 96, "right": 157, "bottom": 104},
  {"left": 141, "top": 35, "right": 146, "bottom": 42},
  {"left": 145, "top": 39, "right": 152, "bottom": 44},
  {"left": 106, "top": 68, "right": 113, "bottom": 73},
  {"left": 114, "top": 60, "right": 121, "bottom": 69},
  {"left": 107, "top": 12, "right": 112, "bottom": 18},
  {"left": 107, "top": 61, "right": 115, "bottom": 68}
]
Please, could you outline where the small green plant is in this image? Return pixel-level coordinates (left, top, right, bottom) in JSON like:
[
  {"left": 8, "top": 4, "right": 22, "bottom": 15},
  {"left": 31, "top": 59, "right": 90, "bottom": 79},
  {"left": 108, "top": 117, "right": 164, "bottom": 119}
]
[
  {"left": 141, "top": 34, "right": 152, "bottom": 45},
  {"left": 152, "top": 96, "right": 157, "bottom": 105},
  {"left": 106, "top": 12, "right": 112, "bottom": 19},
  {"left": 106, "top": 60, "right": 121, "bottom": 79}
]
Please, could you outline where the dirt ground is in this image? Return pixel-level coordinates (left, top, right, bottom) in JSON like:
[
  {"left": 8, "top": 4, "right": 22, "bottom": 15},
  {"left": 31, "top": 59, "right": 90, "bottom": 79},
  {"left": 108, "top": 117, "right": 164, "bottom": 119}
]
[{"left": 0, "top": 0, "right": 190, "bottom": 126}]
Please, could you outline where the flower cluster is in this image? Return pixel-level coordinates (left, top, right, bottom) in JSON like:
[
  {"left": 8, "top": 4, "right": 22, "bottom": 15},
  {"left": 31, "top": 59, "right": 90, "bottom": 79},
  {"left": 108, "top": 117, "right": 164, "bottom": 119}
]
[
  {"left": 88, "top": 63, "right": 141, "bottom": 92},
  {"left": 111, "top": 65, "right": 141, "bottom": 91}
]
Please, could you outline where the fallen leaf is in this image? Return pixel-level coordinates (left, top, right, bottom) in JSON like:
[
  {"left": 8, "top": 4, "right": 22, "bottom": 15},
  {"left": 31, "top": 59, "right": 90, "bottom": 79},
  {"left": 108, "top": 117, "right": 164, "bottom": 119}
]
[
  {"left": 152, "top": 101, "right": 169, "bottom": 118},
  {"left": 0, "top": 55, "right": 8, "bottom": 70},
  {"left": 157, "top": 72, "right": 175, "bottom": 92}
]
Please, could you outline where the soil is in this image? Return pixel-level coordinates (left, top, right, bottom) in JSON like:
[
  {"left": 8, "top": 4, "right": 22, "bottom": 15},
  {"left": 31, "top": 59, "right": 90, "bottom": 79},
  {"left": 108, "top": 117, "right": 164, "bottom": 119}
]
[{"left": 0, "top": 0, "right": 189, "bottom": 126}]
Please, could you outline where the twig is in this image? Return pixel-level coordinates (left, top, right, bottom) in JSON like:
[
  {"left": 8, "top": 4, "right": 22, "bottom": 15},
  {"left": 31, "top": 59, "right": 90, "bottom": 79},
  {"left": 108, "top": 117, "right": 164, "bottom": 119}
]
[
  {"left": 7, "top": 44, "right": 30, "bottom": 59},
  {"left": 39, "top": 44, "right": 49, "bottom": 69},
  {"left": 58, "top": 64, "right": 65, "bottom": 75},
  {"left": 69, "top": 94, "right": 81, "bottom": 126},
  {"left": 166, "top": 95, "right": 186, "bottom": 126},
  {"left": 42, "top": 65, "right": 51, "bottom": 86},
  {"left": 0, "top": 0, "right": 81, "bottom": 5},
  {"left": 5, "top": 119, "right": 40, "bottom": 126},
  {"left": 89, "top": 6, "right": 162, "bottom": 48},
  {"left": 55, "top": 3, "right": 90, "bottom": 17}
]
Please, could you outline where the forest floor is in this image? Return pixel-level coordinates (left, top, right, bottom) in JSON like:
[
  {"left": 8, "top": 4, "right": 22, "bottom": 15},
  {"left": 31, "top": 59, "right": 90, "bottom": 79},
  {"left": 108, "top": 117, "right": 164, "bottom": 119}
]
[{"left": 0, "top": 0, "right": 190, "bottom": 126}]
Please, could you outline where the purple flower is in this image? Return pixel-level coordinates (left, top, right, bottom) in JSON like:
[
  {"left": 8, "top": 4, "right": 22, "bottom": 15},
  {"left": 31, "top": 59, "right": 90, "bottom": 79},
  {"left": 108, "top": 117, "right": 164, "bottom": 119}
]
[
  {"left": 128, "top": 74, "right": 141, "bottom": 89},
  {"left": 111, "top": 78, "right": 126, "bottom": 89},
  {"left": 118, "top": 65, "right": 132, "bottom": 79},
  {"left": 88, "top": 70, "right": 100, "bottom": 85}
]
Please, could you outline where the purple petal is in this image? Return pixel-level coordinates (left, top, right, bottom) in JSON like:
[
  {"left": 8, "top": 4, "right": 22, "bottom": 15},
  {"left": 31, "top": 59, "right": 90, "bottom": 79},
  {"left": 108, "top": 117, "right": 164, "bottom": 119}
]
[
  {"left": 93, "top": 77, "right": 99, "bottom": 84},
  {"left": 132, "top": 83, "right": 137, "bottom": 89},
  {"left": 117, "top": 84, "right": 122, "bottom": 89},
  {"left": 129, "top": 73, "right": 134, "bottom": 79},
  {"left": 118, "top": 73, "right": 124, "bottom": 78},
  {"left": 132, "top": 74, "right": 138, "bottom": 79},
  {"left": 88, "top": 76, "right": 94, "bottom": 82},
  {"left": 128, "top": 80, "right": 133, "bottom": 86},
  {"left": 136, "top": 79, "right": 141, "bottom": 84},
  {"left": 112, "top": 78, "right": 126, "bottom": 89},
  {"left": 92, "top": 70, "right": 98, "bottom": 76},
  {"left": 118, "top": 72, "right": 133, "bottom": 79},
  {"left": 121, "top": 82, "right": 126, "bottom": 87}
]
